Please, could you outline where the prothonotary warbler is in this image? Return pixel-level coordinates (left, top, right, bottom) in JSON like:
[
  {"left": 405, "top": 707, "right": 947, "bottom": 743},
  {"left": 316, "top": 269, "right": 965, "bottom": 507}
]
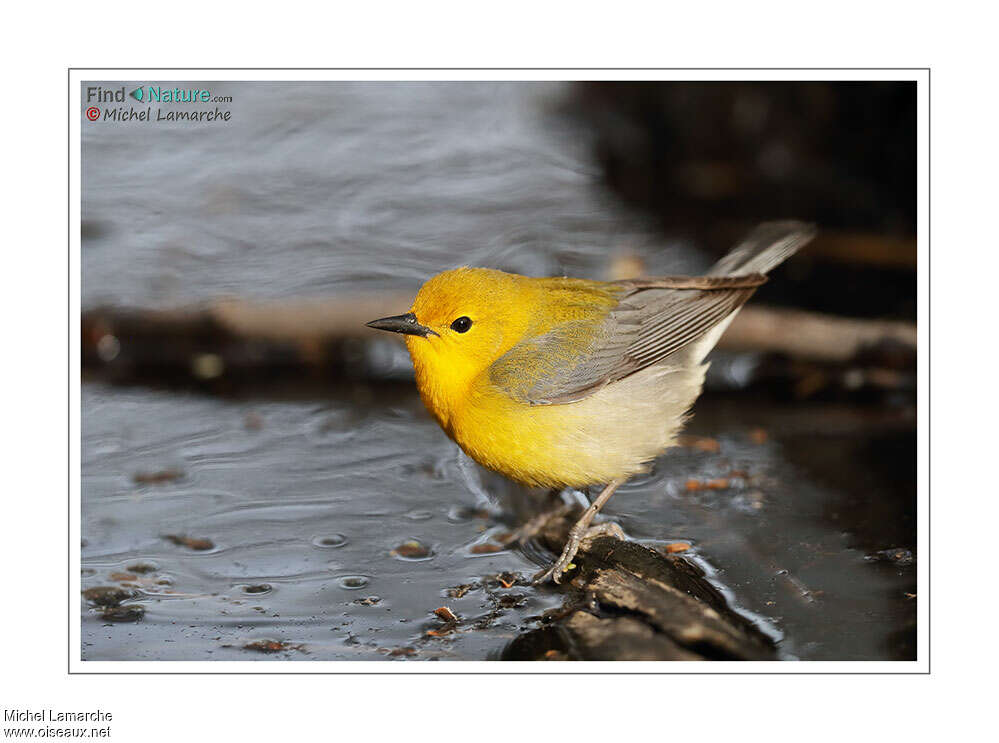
[{"left": 368, "top": 221, "right": 815, "bottom": 583}]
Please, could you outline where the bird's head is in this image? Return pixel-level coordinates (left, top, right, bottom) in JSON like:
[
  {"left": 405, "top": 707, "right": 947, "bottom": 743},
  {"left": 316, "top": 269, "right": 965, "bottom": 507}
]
[{"left": 366, "top": 267, "right": 534, "bottom": 423}]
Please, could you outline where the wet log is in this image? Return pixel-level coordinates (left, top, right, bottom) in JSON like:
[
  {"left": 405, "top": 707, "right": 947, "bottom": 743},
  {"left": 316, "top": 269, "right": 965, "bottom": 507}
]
[{"left": 501, "top": 508, "right": 777, "bottom": 661}]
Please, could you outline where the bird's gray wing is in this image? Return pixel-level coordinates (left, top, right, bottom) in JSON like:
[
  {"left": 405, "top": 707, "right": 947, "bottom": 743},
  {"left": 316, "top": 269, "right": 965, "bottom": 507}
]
[
  {"left": 489, "top": 274, "right": 765, "bottom": 405},
  {"left": 490, "top": 221, "right": 816, "bottom": 405}
]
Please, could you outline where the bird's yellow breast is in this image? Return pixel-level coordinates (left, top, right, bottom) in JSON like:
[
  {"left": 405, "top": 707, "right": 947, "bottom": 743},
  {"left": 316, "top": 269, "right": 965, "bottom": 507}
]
[
  {"left": 449, "top": 384, "right": 599, "bottom": 488},
  {"left": 445, "top": 361, "right": 702, "bottom": 488}
]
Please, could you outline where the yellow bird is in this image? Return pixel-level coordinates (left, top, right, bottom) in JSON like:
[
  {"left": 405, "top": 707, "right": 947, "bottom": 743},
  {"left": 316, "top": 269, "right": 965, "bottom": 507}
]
[{"left": 368, "top": 221, "right": 815, "bottom": 583}]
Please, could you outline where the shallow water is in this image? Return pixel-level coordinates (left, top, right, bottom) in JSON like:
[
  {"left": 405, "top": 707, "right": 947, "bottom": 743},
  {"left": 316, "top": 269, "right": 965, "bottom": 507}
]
[
  {"left": 81, "top": 81, "right": 915, "bottom": 661},
  {"left": 81, "top": 381, "right": 914, "bottom": 661},
  {"left": 81, "top": 383, "right": 572, "bottom": 660}
]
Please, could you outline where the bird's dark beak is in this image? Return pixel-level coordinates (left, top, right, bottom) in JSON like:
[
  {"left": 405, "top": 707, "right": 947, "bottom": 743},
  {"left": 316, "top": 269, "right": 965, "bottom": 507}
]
[{"left": 366, "top": 312, "right": 439, "bottom": 338}]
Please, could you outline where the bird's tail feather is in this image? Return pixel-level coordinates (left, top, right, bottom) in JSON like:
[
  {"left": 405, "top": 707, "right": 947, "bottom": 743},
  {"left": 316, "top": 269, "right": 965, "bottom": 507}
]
[{"left": 707, "top": 220, "right": 817, "bottom": 277}]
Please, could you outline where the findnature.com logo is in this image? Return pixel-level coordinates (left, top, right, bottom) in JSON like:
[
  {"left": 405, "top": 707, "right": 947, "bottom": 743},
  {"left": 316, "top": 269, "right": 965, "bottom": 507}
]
[{"left": 84, "top": 85, "right": 234, "bottom": 123}]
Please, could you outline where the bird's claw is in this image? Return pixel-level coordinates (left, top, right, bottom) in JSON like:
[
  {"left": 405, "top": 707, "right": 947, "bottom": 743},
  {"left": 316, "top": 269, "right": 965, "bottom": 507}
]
[
  {"left": 531, "top": 521, "right": 626, "bottom": 585},
  {"left": 531, "top": 565, "right": 556, "bottom": 585},
  {"left": 531, "top": 556, "right": 574, "bottom": 585},
  {"left": 538, "top": 531, "right": 581, "bottom": 584}
]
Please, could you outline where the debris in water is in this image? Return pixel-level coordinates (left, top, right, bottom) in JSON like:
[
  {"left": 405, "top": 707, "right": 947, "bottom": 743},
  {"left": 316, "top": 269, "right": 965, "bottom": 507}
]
[
  {"left": 101, "top": 605, "right": 145, "bottom": 622},
  {"left": 133, "top": 468, "right": 184, "bottom": 485},
  {"left": 83, "top": 586, "right": 136, "bottom": 607},
  {"left": 447, "top": 505, "right": 492, "bottom": 523},
  {"left": 338, "top": 575, "right": 369, "bottom": 590},
  {"left": 663, "top": 542, "right": 692, "bottom": 554},
  {"left": 242, "top": 584, "right": 272, "bottom": 594},
  {"left": 427, "top": 606, "right": 460, "bottom": 637},
  {"left": 126, "top": 563, "right": 157, "bottom": 574},
  {"left": 496, "top": 594, "right": 527, "bottom": 608},
  {"left": 491, "top": 572, "right": 521, "bottom": 589},
  {"left": 433, "top": 607, "right": 458, "bottom": 623},
  {"left": 163, "top": 534, "right": 215, "bottom": 551},
  {"left": 385, "top": 646, "right": 416, "bottom": 657},
  {"left": 685, "top": 478, "right": 731, "bottom": 491},
  {"left": 446, "top": 582, "right": 479, "bottom": 599},
  {"left": 354, "top": 596, "right": 381, "bottom": 606},
  {"left": 390, "top": 539, "right": 434, "bottom": 560},
  {"left": 470, "top": 542, "right": 504, "bottom": 554},
  {"left": 242, "top": 639, "right": 303, "bottom": 654}
]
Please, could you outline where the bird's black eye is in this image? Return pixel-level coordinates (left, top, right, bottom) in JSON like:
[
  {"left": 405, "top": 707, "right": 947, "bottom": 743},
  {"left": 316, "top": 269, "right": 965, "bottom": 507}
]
[{"left": 450, "top": 316, "right": 472, "bottom": 333}]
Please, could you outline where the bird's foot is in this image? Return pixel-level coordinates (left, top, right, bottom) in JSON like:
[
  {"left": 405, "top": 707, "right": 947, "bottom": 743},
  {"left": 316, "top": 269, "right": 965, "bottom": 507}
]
[{"left": 532, "top": 521, "right": 626, "bottom": 585}]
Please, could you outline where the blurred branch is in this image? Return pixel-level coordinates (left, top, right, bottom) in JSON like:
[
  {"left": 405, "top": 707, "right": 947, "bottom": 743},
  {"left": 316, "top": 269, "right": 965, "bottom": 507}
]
[
  {"left": 211, "top": 294, "right": 414, "bottom": 341},
  {"left": 706, "top": 228, "right": 916, "bottom": 270},
  {"left": 725, "top": 306, "right": 916, "bottom": 362},
  {"left": 803, "top": 232, "right": 916, "bottom": 270},
  {"left": 82, "top": 294, "right": 916, "bottom": 386}
]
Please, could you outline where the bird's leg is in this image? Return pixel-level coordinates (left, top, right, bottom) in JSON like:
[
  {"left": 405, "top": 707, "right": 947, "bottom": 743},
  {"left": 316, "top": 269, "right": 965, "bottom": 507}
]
[{"left": 533, "top": 478, "right": 627, "bottom": 585}]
